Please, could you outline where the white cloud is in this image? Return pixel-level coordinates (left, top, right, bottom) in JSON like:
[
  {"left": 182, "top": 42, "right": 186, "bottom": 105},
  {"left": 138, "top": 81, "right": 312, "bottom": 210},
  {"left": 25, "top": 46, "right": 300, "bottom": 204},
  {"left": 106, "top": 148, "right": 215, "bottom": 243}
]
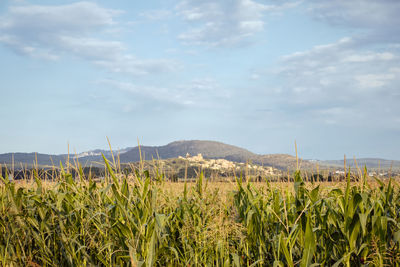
[
  {"left": 0, "top": 2, "right": 178, "bottom": 76},
  {"left": 139, "top": 9, "right": 171, "bottom": 20},
  {"left": 251, "top": 36, "right": 400, "bottom": 129},
  {"left": 57, "top": 36, "right": 125, "bottom": 60},
  {"left": 390, "top": 67, "right": 400, "bottom": 74},
  {"left": 177, "top": 0, "right": 300, "bottom": 47},
  {"left": 99, "top": 79, "right": 173, "bottom": 103},
  {"left": 354, "top": 73, "right": 395, "bottom": 89},
  {"left": 2, "top": 2, "right": 120, "bottom": 35},
  {"left": 247, "top": 1, "right": 400, "bottom": 131},
  {"left": 308, "top": 0, "right": 400, "bottom": 44},
  {"left": 250, "top": 73, "right": 260, "bottom": 80},
  {"left": 94, "top": 55, "right": 181, "bottom": 76},
  {"left": 309, "top": 0, "right": 400, "bottom": 28},
  {"left": 100, "top": 77, "right": 228, "bottom": 107},
  {"left": 343, "top": 52, "right": 395, "bottom": 63}
]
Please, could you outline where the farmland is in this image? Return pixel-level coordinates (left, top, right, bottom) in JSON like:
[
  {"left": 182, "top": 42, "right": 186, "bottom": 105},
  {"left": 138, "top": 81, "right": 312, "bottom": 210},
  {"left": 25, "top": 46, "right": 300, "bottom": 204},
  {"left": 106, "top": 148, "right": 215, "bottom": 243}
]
[{"left": 1, "top": 157, "right": 400, "bottom": 266}]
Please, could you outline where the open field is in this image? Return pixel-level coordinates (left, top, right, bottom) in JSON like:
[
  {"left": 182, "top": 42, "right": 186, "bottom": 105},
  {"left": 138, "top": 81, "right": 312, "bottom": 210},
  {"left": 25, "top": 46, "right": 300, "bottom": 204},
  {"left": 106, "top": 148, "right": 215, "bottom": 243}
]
[{"left": 1, "top": 159, "right": 400, "bottom": 266}]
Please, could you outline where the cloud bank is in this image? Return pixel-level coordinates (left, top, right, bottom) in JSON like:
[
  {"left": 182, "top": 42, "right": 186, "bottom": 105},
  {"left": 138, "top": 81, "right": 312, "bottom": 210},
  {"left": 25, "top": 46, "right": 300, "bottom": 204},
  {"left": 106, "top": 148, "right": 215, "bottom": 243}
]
[
  {"left": 250, "top": 0, "right": 400, "bottom": 131},
  {"left": 177, "top": 0, "right": 300, "bottom": 47},
  {"left": 0, "top": 1, "right": 178, "bottom": 75}
]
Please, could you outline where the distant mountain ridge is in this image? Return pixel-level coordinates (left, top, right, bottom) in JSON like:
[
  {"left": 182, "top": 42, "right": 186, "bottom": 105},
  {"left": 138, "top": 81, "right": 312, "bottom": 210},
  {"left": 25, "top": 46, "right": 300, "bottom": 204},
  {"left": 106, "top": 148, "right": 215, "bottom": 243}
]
[
  {"left": 321, "top": 158, "right": 400, "bottom": 169},
  {"left": 75, "top": 148, "right": 133, "bottom": 159},
  {"left": 0, "top": 148, "right": 132, "bottom": 168},
  {"left": 118, "top": 140, "right": 306, "bottom": 170},
  {"left": 0, "top": 140, "right": 398, "bottom": 170},
  {"left": 119, "top": 140, "right": 255, "bottom": 162},
  {"left": 0, "top": 140, "right": 300, "bottom": 169},
  {"left": 0, "top": 152, "right": 67, "bottom": 167}
]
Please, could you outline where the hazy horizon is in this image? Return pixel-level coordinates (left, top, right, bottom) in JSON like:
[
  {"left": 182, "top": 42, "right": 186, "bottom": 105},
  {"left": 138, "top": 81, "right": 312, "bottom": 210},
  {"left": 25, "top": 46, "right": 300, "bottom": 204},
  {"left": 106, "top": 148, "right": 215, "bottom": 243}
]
[
  {"left": 1, "top": 139, "right": 399, "bottom": 162},
  {"left": 1, "top": 1, "right": 399, "bottom": 160}
]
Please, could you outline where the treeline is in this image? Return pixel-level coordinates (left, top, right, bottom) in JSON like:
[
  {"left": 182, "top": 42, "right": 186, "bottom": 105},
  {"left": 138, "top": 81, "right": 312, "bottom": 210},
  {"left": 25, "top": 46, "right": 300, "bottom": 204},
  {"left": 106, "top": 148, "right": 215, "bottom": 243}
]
[
  {"left": 0, "top": 166, "right": 105, "bottom": 181},
  {"left": 0, "top": 166, "right": 376, "bottom": 183}
]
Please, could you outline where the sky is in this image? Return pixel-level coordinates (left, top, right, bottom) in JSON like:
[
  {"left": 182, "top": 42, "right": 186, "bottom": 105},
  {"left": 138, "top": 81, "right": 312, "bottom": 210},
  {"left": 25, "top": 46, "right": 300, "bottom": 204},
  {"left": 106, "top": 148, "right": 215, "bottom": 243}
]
[{"left": 0, "top": 0, "right": 399, "bottom": 160}]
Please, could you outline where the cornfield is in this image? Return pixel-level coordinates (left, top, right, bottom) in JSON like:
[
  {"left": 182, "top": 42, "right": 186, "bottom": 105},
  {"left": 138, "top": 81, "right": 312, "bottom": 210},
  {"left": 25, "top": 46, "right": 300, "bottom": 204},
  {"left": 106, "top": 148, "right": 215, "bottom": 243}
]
[{"left": 1, "top": 157, "right": 400, "bottom": 266}]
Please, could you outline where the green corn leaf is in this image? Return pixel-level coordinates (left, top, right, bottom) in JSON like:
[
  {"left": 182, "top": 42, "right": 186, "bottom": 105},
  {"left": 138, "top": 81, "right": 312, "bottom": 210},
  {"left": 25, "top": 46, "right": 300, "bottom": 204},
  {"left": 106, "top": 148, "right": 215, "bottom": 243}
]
[
  {"left": 102, "top": 153, "right": 119, "bottom": 188},
  {"left": 301, "top": 214, "right": 315, "bottom": 267}
]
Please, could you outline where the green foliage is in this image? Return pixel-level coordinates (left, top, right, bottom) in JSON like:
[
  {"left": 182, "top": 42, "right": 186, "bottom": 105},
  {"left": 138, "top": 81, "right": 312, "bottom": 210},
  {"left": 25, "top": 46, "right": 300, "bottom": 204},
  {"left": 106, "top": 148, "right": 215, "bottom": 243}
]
[{"left": 1, "top": 162, "right": 400, "bottom": 266}]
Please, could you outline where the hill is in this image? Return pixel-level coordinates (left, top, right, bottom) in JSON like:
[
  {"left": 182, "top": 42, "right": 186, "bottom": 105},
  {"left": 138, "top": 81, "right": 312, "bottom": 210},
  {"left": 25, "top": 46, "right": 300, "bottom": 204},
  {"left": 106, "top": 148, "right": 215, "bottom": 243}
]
[
  {"left": 0, "top": 148, "right": 133, "bottom": 168},
  {"left": 0, "top": 140, "right": 304, "bottom": 170},
  {"left": 0, "top": 152, "right": 67, "bottom": 168},
  {"left": 118, "top": 140, "right": 310, "bottom": 170},
  {"left": 321, "top": 158, "right": 400, "bottom": 170},
  {"left": 119, "top": 140, "right": 255, "bottom": 162},
  {"left": 8, "top": 140, "right": 397, "bottom": 171}
]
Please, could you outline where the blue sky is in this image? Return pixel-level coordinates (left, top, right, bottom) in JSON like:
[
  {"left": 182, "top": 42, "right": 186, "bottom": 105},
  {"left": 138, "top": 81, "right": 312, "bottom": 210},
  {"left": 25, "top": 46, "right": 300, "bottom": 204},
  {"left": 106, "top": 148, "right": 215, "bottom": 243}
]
[{"left": 1, "top": 0, "right": 400, "bottom": 160}]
